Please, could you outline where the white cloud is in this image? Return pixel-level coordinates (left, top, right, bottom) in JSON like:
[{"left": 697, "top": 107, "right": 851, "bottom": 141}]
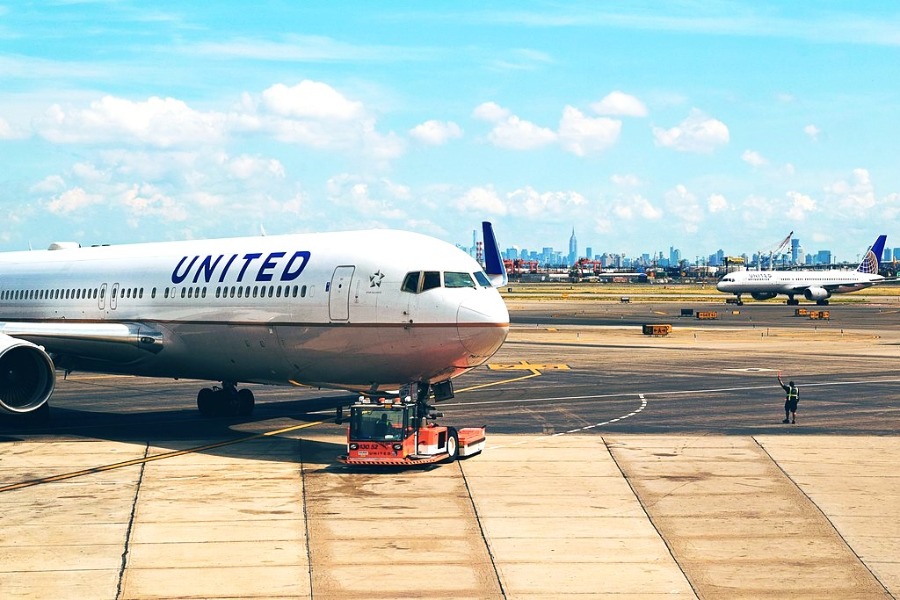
[
  {"left": 786, "top": 190, "right": 816, "bottom": 220},
  {"left": 652, "top": 109, "right": 729, "bottom": 153},
  {"left": 261, "top": 81, "right": 363, "bottom": 120},
  {"left": 224, "top": 154, "right": 285, "bottom": 180},
  {"left": 825, "top": 168, "right": 875, "bottom": 215},
  {"left": 803, "top": 124, "right": 821, "bottom": 141},
  {"left": 614, "top": 194, "right": 662, "bottom": 220},
  {"left": 46, "top": 187, "right": 103, "bottom": 214},
  {"left": 508, "top": 186, "right": 586, "bottom": 217},
  {"left": 120, "top": 183, "right": 189, "bottom": 222},
  {"left": 472, "top": 102, "right": 510, "bottom": 122},
  {"left": 486, "top": 114, "right": 556, "bottom": 150},
  {"left": 409, "top": 120, "right": 463, "bottom": 145},
  {"left": 455, "top": 186, "right": 508, "bottom": 215},
  {"left": 557, "top": 106, "right": 621, "bottom": 156},
  {"left": 591, "top": 91, "right": 648, "bottom": 117},
  {"left": 37, "top": 96, "right": 228, "bottom": 147},
  {"left": 611, "top": 173, "right": 641, "bottom": 187},
  {"left": 708, "top": 193, "right": 728, "bottom": 213},
  {"left": 741, "top": 149, "right": 768, "bottom": 167}
]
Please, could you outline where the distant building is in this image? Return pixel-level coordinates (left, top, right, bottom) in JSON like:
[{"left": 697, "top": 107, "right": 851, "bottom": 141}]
[
  {"left": 568, "top": 228, "right": 578, "bottom": 266},
  {"left": 791, "top": 239, "right": 800, "bottom": 264},
  {"left": 815, "top": 250, "right": 832, "bottom": 265}
]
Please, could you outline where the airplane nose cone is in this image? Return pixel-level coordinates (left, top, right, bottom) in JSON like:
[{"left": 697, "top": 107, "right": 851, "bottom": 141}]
[
  {"left": 457, "top": 291, "right": 509, "bottom": 363},
  {"left": 716, "top": 281, "right": 727, "bottom": 292}
]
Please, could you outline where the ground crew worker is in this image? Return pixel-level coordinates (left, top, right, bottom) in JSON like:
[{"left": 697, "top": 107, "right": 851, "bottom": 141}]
[{"left": 777, "top": 373, "right": 799, "bottom": 424}]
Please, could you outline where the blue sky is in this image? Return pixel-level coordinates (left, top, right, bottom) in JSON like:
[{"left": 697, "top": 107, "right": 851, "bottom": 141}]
[{"left": 1, "top": 2, "right": 899, "bottom": 262}]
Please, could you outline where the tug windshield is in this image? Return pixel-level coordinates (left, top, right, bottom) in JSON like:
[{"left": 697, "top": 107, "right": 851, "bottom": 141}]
[{"left": 349, "top": 405, "right": 414, "bottom": 442}]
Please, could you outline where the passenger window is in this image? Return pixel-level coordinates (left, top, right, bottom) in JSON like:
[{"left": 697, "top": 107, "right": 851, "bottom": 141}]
[
  {"left": 422, "top": 271, "right": 441, "bottom": 291},
  {"left": 402, "top": 272, "right": 420, "bottom": 293},
  {"left": 444, "top": 272, "right": 476, "bottom": 288}
]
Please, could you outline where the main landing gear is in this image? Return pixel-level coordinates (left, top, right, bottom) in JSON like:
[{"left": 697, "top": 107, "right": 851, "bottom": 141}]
[{"left": 196, "top": 382, "right": 255, "bottom": 417}]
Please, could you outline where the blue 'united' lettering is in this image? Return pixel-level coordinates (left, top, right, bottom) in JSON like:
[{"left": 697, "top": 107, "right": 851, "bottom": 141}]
[{"left": 171, "top": 250, "right": 311, "bottom": 284}]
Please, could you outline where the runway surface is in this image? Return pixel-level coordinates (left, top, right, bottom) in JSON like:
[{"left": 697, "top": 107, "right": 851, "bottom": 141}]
[{"left": 1, "top": 301, "right": 899, "bottom": 598}]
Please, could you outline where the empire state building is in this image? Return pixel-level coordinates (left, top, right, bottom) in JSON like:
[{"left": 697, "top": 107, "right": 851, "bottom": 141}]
[{"left": 568, "top": 227, "right": 578, "bottom": 265}]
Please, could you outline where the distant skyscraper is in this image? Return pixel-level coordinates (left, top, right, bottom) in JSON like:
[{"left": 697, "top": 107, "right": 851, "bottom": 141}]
[
  {"left": 791, "top": 239, "right": 800, "bottom": 264},
  {"left": 568, "top": 227, "right": 578, "bottom": 265},
  {"left": 585, "top": 246, "right": 593, "bottom": 261}
]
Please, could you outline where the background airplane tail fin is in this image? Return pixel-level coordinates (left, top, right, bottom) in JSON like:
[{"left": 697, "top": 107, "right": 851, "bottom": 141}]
[
  {"left": 857, "top": 234, "right": 887, "bottom": 274},
  {"left": 482, "top": 221, "right": 508, "bottom": 287}
]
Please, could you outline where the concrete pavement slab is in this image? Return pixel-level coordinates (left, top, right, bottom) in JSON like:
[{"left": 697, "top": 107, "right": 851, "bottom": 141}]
[
  {"left": 608, "top": 435, "right": 891, "bottom": 599},
  {"left": 463, "top": 434, "right": 695, "bottom": 598},
  {"left": 758, "top": 436, "right": 900, "bottom": 598}
]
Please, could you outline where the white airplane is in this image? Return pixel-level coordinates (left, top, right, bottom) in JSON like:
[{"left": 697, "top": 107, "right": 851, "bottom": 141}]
[
  {"left": 0, "top": 222, "right": 510, "bottom": 421},
  {"left": 716, "top": 234, "right": 887, "bottom": 306}
]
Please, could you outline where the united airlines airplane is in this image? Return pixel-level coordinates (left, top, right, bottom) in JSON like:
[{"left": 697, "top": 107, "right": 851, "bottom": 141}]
[
  {"left": 716, "top": 234, "right": 887, "bottom": 305},
  {"left": 0, "top": 222, "right": 510, "bottom": 421}
]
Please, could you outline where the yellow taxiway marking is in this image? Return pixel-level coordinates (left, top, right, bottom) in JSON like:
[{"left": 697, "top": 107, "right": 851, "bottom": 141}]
[
  {"left": 488, "top": 361, "right": 570, "bottom": 371},
  {"left": 0, "top": 420, "right": 324, "bottom": 494}
]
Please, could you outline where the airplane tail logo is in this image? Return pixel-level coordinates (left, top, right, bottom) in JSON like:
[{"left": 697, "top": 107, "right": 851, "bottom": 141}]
[{"left": 857, "top": 234, "right": 887, "bottom": 274}]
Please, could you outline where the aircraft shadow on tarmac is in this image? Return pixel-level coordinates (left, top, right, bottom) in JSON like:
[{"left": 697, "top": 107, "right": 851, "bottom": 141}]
[{"left": 0, "top": 394, "right": 352, "bottom": 466}]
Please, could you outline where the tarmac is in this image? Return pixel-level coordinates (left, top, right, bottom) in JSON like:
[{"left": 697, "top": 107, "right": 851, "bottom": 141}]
[{"left": 1, "top": 300, "right": 899, "bottom": 599}]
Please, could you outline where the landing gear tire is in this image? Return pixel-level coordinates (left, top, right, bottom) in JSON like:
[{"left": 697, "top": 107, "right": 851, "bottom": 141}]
[
  {"left": 444, "top": 428, "right": 459, "bottom": 463},
  {"left": 237, "top": 388, "right": 255, "bottom": 416},
  {"left": 787, "top": 298, "right": 799, "bottom": 305},
  {"left": 816, "top": 299, "right": 829, "bottom": 306},
  {"left": 197, "top": 388, "right": 216, "bottom": 416},
  {"left": 197, "top": 386, "right": 255, "bottom": 418}
]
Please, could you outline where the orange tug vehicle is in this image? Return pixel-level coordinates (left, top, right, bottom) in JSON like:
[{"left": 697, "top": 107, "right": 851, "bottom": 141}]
[{"left": 337, "top": 383, "right": 486, "bottom": 466}]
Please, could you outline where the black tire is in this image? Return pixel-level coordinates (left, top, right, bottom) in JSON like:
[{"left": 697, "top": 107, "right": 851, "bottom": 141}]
[
  {"left": 197, "top": 388, "right": 215, "bottom": 417},
  {"left": 444, "top": 428, "right": 459, "bottom": 463},
  {"left": 237, "top": 388, "right": 255, "bottom": 416}
]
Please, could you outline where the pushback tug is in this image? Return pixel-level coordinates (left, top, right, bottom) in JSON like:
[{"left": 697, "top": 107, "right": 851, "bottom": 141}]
[{"left": 337, "top": 383, "right": 486, "bottom": 466}]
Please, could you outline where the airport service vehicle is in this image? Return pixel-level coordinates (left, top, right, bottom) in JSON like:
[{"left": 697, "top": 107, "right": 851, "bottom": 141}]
[
  {"left": 0, "top": 222, "right": 509, "bottom": 422},
  {"left": 716, "top": 234, "right": 886, "bottom": 305},
  {"left": 338, "top": 384, "right": 486, "bottom": 466}
]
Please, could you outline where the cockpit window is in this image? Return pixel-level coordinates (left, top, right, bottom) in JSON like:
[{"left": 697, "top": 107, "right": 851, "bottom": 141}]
[
  {"left": 422, "top": 271, "right": 441, "bottom": 291},
  {"left": 473, "top": 271, "right": 491, "bottom": 287},
  {"left": 444, "top": 272, "right": 476, "bottom": 288},
  {"left": 401, "top": 271, "right": 420, "bottom": 293}
]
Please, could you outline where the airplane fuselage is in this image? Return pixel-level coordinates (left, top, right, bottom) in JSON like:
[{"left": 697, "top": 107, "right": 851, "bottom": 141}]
[{"left": 0, "top": 230, "right": 509, "bottom": 400}]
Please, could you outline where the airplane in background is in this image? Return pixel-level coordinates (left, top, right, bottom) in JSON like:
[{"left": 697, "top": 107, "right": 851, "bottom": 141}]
[
  {"left": 716, "top": 234, "right": 887, "bottom": 306},
  {"left": 0, "top": 222, "right": 509, "bottom": 422}
]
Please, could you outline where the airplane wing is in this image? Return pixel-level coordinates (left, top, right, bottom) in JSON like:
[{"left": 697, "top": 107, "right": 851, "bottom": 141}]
[{"left": 0, "top": 321, "right": 165, "bottom": 363}]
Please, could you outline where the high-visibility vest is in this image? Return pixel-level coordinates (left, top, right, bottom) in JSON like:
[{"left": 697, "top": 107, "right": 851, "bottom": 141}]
[{"left": 788, "top": 385, "right": 798, "bottom": 401}]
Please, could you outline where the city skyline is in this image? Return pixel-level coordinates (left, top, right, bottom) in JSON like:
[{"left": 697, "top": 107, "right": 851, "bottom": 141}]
[{"left": 484, "top": 226, "right": 890, "bottom": 269}]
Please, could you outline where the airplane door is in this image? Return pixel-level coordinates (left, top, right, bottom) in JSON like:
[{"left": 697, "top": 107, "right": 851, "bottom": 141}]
[
  {"left": 110, "top": 283, "right": 119, "bottom": 310},
  {"left": 98, "top": 283, "right": 107, "bottom": 310},
  {"left": 329, "top": 266, "right": 355, "bottom": 321}
]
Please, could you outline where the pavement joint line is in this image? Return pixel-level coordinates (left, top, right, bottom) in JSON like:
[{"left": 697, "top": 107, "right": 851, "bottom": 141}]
[
  {"left": 753, "top": 437, "right": 896, "bottom": 598},
  {"left": 116, "top": 443, "right": 148, "bottom": 600},
  {"left": 602, "top": 436, "right": 700, "bottom": 599},
  {"left": 458, "top": 461, "right": 507, "bottom": 599},
  {"left": 298, "top": 439, "right": 315, "bottom": 597},
  {"left": 0, "top": 420, "right": 324, "bottom": 494}
]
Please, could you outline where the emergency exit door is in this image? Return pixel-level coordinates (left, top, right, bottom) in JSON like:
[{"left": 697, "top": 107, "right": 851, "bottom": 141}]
[{"left": 329, "top": 266, "right": 355, "bottom": 321}]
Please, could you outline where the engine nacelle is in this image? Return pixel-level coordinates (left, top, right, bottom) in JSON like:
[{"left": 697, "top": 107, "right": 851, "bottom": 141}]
[
  {"left": 750, "top": 292, "right": 778, "bottom": 301},
  {"left": 0, "top": 334, "right": 56, "bottom": 414},
  {"left": 803, "top": 286, "right": 831, "bottom": 301}
]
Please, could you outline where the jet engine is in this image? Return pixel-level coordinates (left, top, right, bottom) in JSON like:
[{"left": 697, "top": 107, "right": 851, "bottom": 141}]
[
  {"left": 750, "top": 292, "right": 778, "bottom": 301},
  {"left": 0, "top": 334, "right": 56, "bottom": 415},
  {"left": 803, "top": 287, "right": 831, "bottom": 301}
]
